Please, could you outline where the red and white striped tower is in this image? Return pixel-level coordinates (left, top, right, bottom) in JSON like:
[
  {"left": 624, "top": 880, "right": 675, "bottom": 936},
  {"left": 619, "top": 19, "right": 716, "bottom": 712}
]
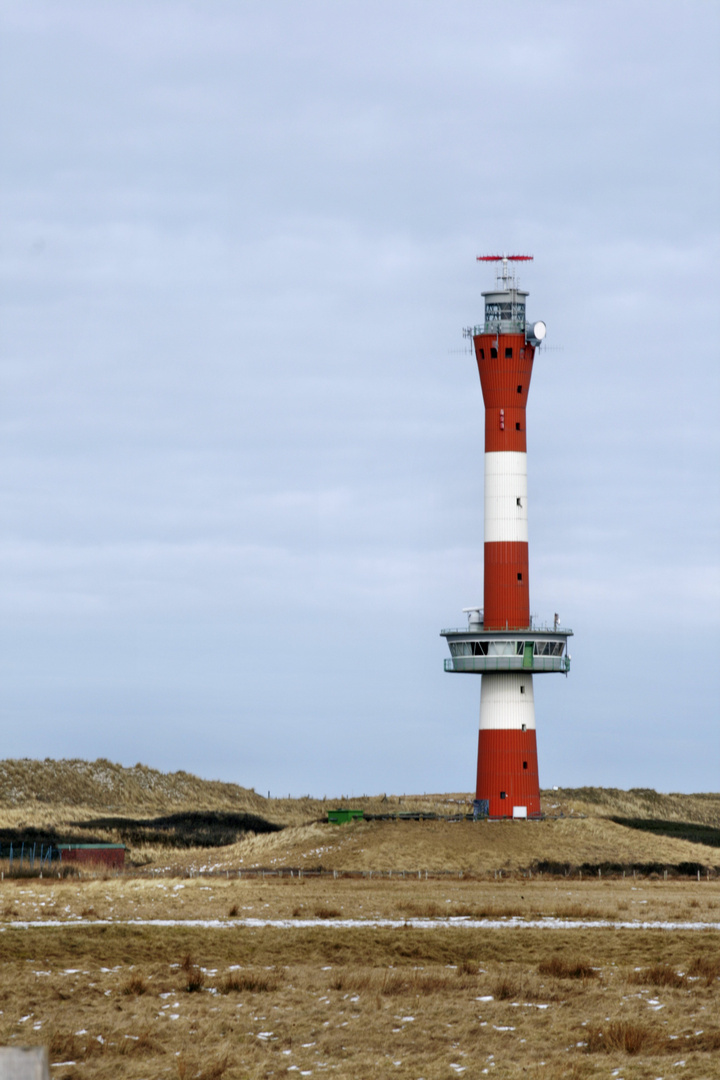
[{"left": 441, "top": 256, "right": 572, "bottom": 820}]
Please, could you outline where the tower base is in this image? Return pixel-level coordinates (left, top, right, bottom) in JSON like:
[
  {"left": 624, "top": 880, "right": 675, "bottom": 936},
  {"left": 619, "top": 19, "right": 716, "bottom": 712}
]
[{"left": 475, "top": 728, "right": 541, "bottom": 818}]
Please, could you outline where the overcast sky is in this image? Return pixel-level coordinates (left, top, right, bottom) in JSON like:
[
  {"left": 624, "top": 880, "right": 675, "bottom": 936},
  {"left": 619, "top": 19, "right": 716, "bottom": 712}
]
[{"left": 1, "top": 1, "right": 718, "bottom": 797}]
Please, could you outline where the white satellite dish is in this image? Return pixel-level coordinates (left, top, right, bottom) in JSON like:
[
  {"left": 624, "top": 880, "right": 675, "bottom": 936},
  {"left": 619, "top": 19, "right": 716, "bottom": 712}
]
[{"left": 533, "top": 321, "right": 546, "bottom": 341}]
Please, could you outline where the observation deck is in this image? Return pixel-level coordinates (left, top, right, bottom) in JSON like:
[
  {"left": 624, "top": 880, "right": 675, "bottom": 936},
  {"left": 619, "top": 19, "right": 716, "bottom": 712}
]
[{"left": 441, "top": 615, "right": 572, "bottom": 675}]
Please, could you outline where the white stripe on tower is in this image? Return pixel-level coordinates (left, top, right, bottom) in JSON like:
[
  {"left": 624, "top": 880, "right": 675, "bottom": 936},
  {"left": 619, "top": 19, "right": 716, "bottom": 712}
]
[
  {"left": 479, "top": 672, "right": 535, "bottom": 730},
  {"left": 484, "top": 451, "right": 528, "bottom": 544}
]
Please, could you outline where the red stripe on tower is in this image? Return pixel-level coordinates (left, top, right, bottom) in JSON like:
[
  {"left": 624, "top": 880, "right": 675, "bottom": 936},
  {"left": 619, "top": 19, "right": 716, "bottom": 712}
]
[{"left": 476, "top": 728, "right": 541, "bottom": 819}]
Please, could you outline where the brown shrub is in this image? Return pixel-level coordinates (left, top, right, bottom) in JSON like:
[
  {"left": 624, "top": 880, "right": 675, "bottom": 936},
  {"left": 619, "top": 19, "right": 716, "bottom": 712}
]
[
  {"left": 539, "top": 956, "right": 598, "bottom": 980},
  {"left": 688, "top": 954, "right": 720, "bottom": 984},
  {"left": 474, "top": 904, "right": 528, "bottom": 918},
  {"left": 314, "top": 906, "right": 341, "bottom": 918},
  {"left": 330, "top": 971, "right": 372, "bottom": 992},
  {"left": 180, "top": 954, "right": 205, "bottom": 993},
  {"left": 557, "top": 903, "right": 605, "bottom": 919},
  {"left": 628, "top": 964, "right": 685, "bottom": 989},
  {"left": 133, "top": 1031, "right": 157, "bottom": 1054},
  {"left": 49, "top": 1031, "right": 81, "bottom": 1060},
  {"left": 228, "top": 904, "right": 239, "bottom": 917},
  {"left": 48, "top": 1028, "right": 105, "bottom": 1062},
  {"left": 185, "top": 967, "right": 205, "bottom": 992},
  {"left": 585, "top": 1021, "right": 666, "bottom": 1055},
  {"left": 121, "top": 972, "right": 149, "bottom": 995},
  {"left": 492, "top": 974, "right": 521, "bottom": 1000},
  {"left": 397, "top": 901, "right": 443, "bottom": 917},
  {"left": 221, "top": 970, "right": 280, "bottom": 993}
]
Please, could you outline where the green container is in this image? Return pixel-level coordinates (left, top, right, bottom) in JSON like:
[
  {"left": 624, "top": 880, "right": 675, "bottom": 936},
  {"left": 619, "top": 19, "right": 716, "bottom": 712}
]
[{"left": 327, "top": 809, "right": 364, "bottom": 824}]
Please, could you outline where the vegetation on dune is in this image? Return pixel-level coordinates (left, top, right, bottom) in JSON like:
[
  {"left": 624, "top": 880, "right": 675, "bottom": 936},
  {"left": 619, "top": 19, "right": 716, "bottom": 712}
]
[
  {"left": 547, "top": 786, "right": 720, "bottom": 827},
  {"left": 608, "top": 817, "right": 720, "bottom": 848},
  {"left": 0, "top": 758, "right": 464, "bottom": 824},
  {"left": 0, "top": 757, "right": 266, "bottom": 813},
  {"left": 0, "top": 759, "right": 719, "bottom": 875}
]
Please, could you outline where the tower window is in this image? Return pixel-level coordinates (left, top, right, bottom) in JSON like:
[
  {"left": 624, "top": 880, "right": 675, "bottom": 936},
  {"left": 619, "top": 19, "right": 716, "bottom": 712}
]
[
  {"left": 479, "top": 348, "right": 485, "bottom": 358},
  {"left": 521, "top": 723, "right": 527, "bottom": 732},
  {"left": 491, "top": 347, "right": 498, "bottom": 358},
  {"left": 517, "top": 385, "right": 522, "bottom": 393},
  {"left": 500, "top": 791, "right": 507, "bottom": 799},
  {"left": 505, "top": 347, "right": 513, "bottom": 358},
  {"left": 516, "top": 497, "right": 522, "bottom": 507},
  {"left": 515, "top": 422, "right": 521, "bottom": 431},
  {"left": 523, "top": 761, "right": 528, "bottom": 770},
  {"left": 517, "top": 572, "right": 523, "bottom": 582},
  {"left": 520, "top": 685, "right": 525, "bottom": 694}
]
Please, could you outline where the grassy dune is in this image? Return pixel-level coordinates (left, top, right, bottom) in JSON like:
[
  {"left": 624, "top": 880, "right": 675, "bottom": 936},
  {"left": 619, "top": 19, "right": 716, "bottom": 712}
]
[{"left": 1, "top": 759, "right": 719, "bottom": 875}]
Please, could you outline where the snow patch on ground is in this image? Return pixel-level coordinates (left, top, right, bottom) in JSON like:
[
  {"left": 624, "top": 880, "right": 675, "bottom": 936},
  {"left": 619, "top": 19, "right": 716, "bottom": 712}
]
[{"left": 3, "top": 916, "right": 719, "bottom": 931}]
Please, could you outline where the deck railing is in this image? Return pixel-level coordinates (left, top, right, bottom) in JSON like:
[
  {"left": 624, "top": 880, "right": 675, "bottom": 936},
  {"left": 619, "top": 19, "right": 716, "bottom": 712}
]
[{"left": 444, "top": 655, "right": 570, "bottom": 674}]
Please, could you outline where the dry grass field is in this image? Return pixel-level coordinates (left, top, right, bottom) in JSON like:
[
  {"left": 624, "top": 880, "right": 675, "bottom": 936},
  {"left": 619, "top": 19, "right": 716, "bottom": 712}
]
[
  {"left": 2, "top": 876, "right": 719, "bottom": 1080},
  {"left": 1, "top": 760, "right": 719, "bottom": 1079}
]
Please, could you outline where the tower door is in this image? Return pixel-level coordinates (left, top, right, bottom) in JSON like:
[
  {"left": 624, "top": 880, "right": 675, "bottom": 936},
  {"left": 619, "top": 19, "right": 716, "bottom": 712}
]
[{"left": 522, "top": 642, "right": 534, "bottom": 668}]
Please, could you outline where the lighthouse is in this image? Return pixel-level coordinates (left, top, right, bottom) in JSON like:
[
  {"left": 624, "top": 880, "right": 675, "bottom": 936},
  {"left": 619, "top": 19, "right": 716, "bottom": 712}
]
[{"left": 441, "top": 256, "right": 572, "bottom": 820}]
